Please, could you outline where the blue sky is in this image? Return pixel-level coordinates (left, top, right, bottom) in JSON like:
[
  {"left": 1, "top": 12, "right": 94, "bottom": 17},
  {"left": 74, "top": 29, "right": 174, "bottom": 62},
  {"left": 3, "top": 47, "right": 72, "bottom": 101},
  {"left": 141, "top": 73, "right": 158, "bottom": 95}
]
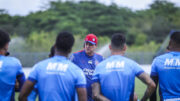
[{"left": 0, "top": 0, "right": 180, "bottom": 16}]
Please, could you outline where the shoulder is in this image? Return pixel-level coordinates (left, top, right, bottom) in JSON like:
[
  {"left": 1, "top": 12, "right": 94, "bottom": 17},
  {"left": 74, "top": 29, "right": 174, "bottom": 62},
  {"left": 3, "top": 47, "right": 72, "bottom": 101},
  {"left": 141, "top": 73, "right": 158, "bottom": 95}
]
[
  {"left": 71, "top": 50, "right": 84, "bottom": 57},
  {"left": 94, "top": 53, "right": 103, "bottom": 58},
  {"left": 6, "top": 56, "right": 20, "bottom": 62},
  {"left": 73, "top": 50, "right": 84, "bottom": 55},
  {"left": 120, "top": 56, "right": 139, "bottom": 65},
  {"left": 33, "top": 58, "right": 51, "bottom": 68},
  {"left": 96, "top": 57, "right": 109, "bottom": 68},
  {"left": 153, "top": 52, "right": 170, "bottom": 62},
  {"left": 69, "top": 50, "right": 84, "bottom": 61},
  {"left": 94, "top": 53, "right": 104, "bottom": 60},
  {"left": 5, "top": 56, "right": 22, "bottom": 65},
  {"left": 66, "top": 60, "right": 83, "bottom": 72}
]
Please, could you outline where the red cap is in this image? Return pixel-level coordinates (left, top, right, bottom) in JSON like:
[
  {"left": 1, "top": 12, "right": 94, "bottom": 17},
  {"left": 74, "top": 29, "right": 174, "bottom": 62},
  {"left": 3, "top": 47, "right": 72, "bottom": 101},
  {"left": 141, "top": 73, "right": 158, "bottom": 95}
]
[{"left": 84, "top": 34, "right": 98, "bottom": 45}]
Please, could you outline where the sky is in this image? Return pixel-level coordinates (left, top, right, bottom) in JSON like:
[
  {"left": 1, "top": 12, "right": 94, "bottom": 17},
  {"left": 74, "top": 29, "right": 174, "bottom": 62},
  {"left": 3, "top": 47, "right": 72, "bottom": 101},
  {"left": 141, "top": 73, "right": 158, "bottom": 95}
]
[{"left": 0, "top": 0, "right": 180, "bottom": 16}]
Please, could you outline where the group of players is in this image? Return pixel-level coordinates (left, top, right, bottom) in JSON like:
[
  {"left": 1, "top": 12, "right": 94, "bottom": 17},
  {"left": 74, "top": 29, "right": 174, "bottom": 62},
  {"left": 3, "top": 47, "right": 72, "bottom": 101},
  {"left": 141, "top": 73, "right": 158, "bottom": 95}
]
[{"left": 0, "top": 29, "right": 179, "bottom": 101}]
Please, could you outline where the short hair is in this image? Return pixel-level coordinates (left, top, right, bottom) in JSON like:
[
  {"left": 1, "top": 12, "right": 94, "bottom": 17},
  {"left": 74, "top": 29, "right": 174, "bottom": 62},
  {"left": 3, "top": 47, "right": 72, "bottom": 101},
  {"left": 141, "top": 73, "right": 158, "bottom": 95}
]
[
  {"left": 170, "top": 31, "right": 180, "bottom": 44},
  {"left": 55, "top": 31, "right": 74, "bottom": 53},
  {"left": 0, "top": 29, "right": 10, "bottom": 49},
  {"left": 111, "top": 33, "right": 126, "bottom": 50}
]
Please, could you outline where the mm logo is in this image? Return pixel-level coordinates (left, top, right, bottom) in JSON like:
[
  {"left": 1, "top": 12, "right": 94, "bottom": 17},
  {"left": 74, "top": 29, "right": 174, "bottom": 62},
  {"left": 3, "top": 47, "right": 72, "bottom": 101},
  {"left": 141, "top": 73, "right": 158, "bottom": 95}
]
[
  {"left": 106, "top": 61, "right": 124, "bottom": 69},
  {"left": 164, "top": 59, "right": 180, "bottom": 66},
  {"left": 46, "top": 62, "right": 68, "bottom": 72}
]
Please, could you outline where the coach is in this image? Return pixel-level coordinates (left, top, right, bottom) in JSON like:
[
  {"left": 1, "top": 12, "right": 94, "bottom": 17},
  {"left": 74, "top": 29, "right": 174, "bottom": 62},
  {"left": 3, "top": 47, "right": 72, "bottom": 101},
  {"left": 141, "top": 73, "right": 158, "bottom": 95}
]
[{"left": 70, "top": 34, "right": 103, "bottom": 101}]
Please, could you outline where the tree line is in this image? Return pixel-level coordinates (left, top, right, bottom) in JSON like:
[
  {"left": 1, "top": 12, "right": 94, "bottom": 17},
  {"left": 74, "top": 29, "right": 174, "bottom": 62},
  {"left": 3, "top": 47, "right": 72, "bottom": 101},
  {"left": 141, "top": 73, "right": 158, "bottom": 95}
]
[{"left": 0, "top": 0, "right": 179, "bottom": 52}]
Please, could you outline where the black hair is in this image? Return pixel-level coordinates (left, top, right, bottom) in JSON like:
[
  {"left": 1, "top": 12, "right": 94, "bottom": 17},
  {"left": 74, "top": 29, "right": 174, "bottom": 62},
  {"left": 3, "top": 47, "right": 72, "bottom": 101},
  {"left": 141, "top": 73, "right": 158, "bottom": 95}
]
[
  {"left": 0, "top": 29, "right": 10, "bottom": 49},
  {"left": 111, "top": 33, "right": 126, "bottom": 50},
  {"left": 170, "top": 31, "right": 180, "bottom": 44},
  {"left": 55, "top": 31, "right": 74, "bottom": 54},
  {"left": 49, "top": 45, "right": 55, "bottom": 57}
]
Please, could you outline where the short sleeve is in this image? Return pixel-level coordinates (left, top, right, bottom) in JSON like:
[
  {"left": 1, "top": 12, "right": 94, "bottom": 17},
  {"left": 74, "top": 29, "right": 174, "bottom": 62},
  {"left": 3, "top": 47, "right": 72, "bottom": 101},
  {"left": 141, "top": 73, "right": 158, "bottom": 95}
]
[
  {"left": 75, "top": 69, "right": 86, "bottom": 88},
  {"left": 150, "top": 58, "right": 158, "bottom": 76},
  {"left": 16, "top": 59, "right": 24, "bottom": 76},
  {"left": 133, "top": 62, "right": 144, "bottom": 76},
  {"left": 28, "top": 64, "right": 38, "bottom": 83}
]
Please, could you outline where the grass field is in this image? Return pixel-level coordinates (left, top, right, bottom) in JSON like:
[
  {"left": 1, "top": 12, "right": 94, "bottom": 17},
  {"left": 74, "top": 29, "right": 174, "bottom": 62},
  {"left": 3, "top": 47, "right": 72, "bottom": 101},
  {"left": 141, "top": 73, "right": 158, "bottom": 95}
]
[{"left": 15, "top": 78, "right": 159, "bottom": 101}]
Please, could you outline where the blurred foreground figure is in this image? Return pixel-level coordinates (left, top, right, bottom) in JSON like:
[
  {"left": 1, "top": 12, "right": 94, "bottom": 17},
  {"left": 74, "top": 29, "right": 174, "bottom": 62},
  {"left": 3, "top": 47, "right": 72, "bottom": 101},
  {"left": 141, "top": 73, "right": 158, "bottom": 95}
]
[
  {"left": 150, "top": 31, "right": 180, "bottom": 101},
  {"left": 0, "top": 29, "right": 25, "bottom": 101},
  {"left": 92, "top": 33, "right": 156, "bottom": 101},
  {"left": 19, "top": 31, "right": 87, "bottom": 101}
]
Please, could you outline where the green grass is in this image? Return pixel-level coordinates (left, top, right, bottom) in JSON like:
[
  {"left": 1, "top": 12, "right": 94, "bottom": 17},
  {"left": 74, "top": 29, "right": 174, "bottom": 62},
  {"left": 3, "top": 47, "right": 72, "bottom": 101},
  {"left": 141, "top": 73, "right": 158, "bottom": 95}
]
[{"left": 15, "top": 78, "right": 160, "bottom": 101}]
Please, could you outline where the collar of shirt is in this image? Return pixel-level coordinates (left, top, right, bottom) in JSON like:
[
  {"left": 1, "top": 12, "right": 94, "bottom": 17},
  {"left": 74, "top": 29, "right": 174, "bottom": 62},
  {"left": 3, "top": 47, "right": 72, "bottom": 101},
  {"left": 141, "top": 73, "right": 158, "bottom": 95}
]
[
  {"left": 53, "top": 55, "right": 68, "bottom": 60},
  {"left": 169, "top": 51, "right": 180, "bottom": 56}
]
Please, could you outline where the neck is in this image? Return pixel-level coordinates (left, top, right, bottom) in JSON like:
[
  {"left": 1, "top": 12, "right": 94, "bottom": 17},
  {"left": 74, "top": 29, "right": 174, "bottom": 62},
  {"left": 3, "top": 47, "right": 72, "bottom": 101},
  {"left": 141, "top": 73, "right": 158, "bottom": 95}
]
[
  {"left": 85, "top": 51, "right": 94, "bottom": 56},
  {"left": 169, "top": 48, "right": 180, "bottom": 52},
  {"left": 86, "top": 52, "right": 94, "bottom": 56},
  {"left": 111, "top": 50, "right": 125, "bottom": 56},
  {"left": 55, "top": 51, "right": 68, "bottom": 57},
  {"left": 0, "top": 50, "right": 5, "bottom": 56}
]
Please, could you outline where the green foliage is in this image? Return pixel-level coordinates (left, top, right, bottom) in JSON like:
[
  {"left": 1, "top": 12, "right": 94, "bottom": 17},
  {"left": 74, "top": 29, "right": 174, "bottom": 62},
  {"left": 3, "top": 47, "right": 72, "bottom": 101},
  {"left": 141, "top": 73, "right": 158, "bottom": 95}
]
[
  {"left": 26, "top": 31, "right": 56, "bottom": 52},
  {"left": 0, "top": 0, "right": 180, "bottom": 52},
  {"left": 72, "top": 35, "right": 84, "bottom": 52},
  {"left": 127, "top": 41, "right": 161, "bottom": 52},
  {"left": 135, "top": 33, "right": 147, "bottom": 45},
  {"left": 98, "top": 36, "right": 110, "bottom": 47}
]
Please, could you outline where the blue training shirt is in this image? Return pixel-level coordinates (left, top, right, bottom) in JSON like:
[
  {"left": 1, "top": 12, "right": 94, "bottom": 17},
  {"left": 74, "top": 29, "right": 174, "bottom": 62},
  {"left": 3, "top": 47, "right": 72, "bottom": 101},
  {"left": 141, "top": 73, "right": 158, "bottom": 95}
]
[
  {"left": 92, "top": 55, "right": 144, "bottom": 101},
  {"left": 28, "top": 55, "right": 86, "bottom": 101},
  {"left": 0, "top": 55, "right": 25, "bottom": 101},
  {"left": 151, "top": 51, "right": 180, "bottom": 100},
  {"left": 70, "top": 50, "right": 103, "bottom": 101}
]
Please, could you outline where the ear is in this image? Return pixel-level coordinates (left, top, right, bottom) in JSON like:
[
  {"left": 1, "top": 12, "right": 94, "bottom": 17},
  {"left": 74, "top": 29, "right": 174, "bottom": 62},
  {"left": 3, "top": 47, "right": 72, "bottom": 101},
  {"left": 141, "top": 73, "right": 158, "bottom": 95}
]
[
  {"left": 109, "top": 44, "right": 112, "bottom": 50},
  {"left": 68, "top": 48, "right": 72, "bottom": 53},
  {"left": 168, "top": 40, "right": 172, "bottom": 50},
  {"left": 123, "top": 44, "right": 127, "bottom": 51},
  {"left": 94, "top": 45, "right": 97, "bottom": 48}
]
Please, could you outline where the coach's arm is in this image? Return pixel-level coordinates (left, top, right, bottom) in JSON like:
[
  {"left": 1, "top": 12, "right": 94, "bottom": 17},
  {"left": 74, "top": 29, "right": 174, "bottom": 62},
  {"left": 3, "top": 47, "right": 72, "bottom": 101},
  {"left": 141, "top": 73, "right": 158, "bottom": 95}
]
[
  {"left": 19, "top": 80, "right": 35, "bottom": 101},
  {"left": 137, "top": 72, "right": 156, "bottom": 101},
  {"left": 92, "top": 82, "right": 110, "bottom": 101}
]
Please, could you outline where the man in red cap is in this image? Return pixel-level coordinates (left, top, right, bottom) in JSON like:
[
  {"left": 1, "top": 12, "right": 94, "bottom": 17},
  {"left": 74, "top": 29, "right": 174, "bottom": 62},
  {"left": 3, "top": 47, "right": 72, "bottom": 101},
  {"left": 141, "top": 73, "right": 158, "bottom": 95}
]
[{"left": 70, "top": 33, "right": 103, "bottom": 101}]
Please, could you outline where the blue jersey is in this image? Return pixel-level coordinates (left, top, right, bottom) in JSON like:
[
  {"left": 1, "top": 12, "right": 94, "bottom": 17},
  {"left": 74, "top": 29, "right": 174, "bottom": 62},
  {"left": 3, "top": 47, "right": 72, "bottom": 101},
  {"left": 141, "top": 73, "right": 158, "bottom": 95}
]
[
  {"left": 28, "top": 56, "right": 86, "bottom": 101},
  {"left": 0, "top": 55, "right": 25, "bottom": 101},
  {"left": 92, "top": 55, "right": 144, "bottom": 101},
  {"left": 151, "top": 51, "right": 180, "bottom": 100},
  {"left": 70, "top": 50, "right": 103, "bottom": 101}
]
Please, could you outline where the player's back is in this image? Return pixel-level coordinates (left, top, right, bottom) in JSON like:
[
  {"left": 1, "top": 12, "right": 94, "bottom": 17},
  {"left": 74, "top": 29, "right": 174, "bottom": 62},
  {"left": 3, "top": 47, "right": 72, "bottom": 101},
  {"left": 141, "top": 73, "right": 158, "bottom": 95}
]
[
  {"left": 29, "top": 56, "right": 86, "bottom": 101},
  {"left": 152, "top": 51, "right": 180, "bottom": 100},
  {"left": 93, "top": 55, "right": 144, "bottom": 101},
  {"left": 0, "top": 55, "right": 23, "bottom": 101}
]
